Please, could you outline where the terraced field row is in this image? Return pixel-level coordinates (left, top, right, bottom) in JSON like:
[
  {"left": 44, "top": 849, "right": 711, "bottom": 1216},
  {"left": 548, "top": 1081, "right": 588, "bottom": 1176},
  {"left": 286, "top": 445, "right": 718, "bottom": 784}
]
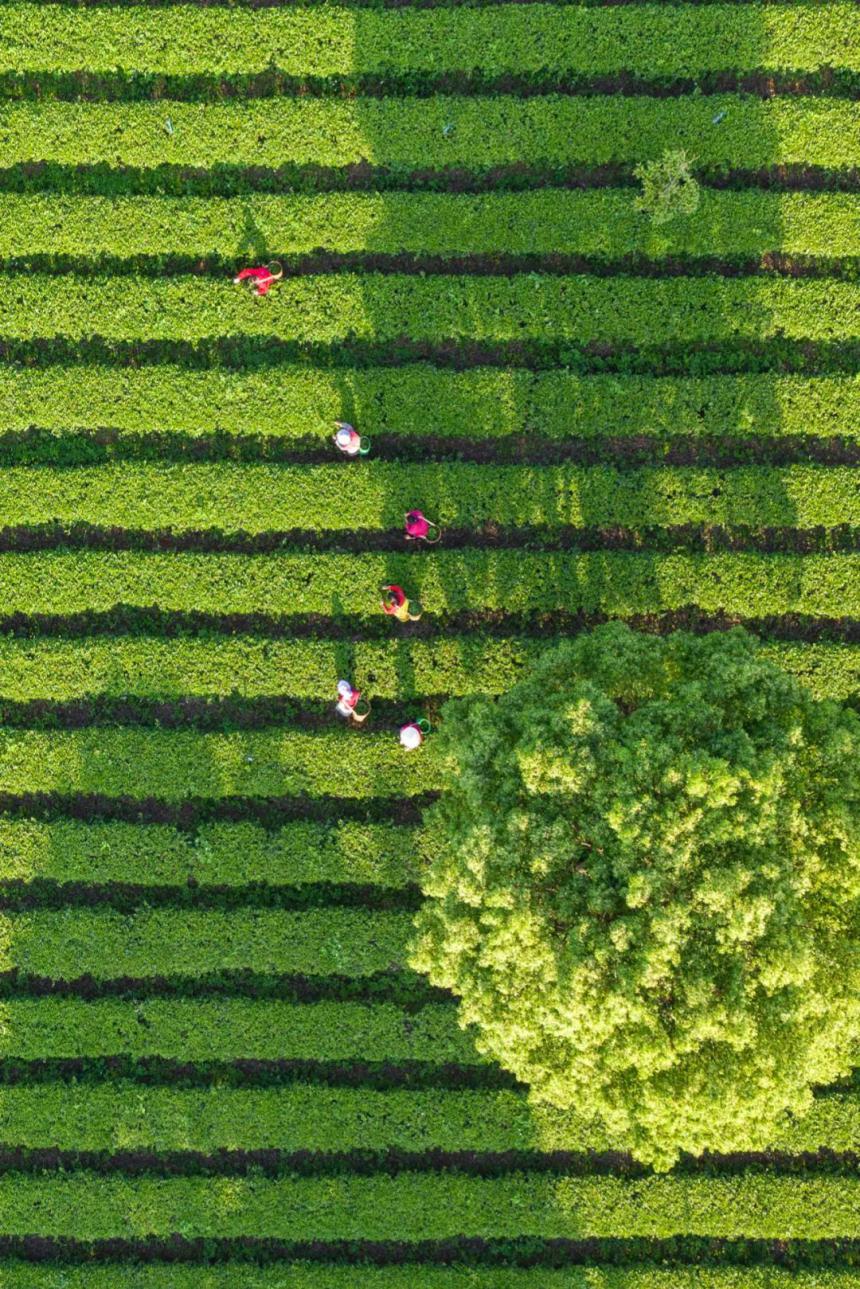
[
  {"left": 4, "top": 191, "right": 858, "bottom": 259},
  {"left": 0, "top": 463, "right": 855, "bottom": 531},
  {"left": 0, "top": 906, "right": 416, "bottom": 977},
  {"left": 0, "top": 998, "right": 475, "bottom": 1062},
  {"left": 3, "top": 97, "right": 858, "bottom": 170},
  {"left": 5, "top": 368, "right": 859, "bottom": 442},
  {"left": 0, "top": 0, "right": 858, "bottom": 1281},
  {"left": 0, "top": 1275, "right": 854, "bottom": 1289},
  {"left": 0, "top": 638, "right": 853, "bottom": 704},
  {"left": 0, "top": 550, "right": 856, "bottom": 617},
  {"left": 3, "top": 3, "right": 858, "bottom": 77},
  {"left": 0, "top": 1171, "right": 858, "bottom": 1239},
  {"left": 0, "top": 818, "right": 420, "bottom": 885},
  {"left": 2, "top": 274, "right": 858, "bottom": 345},
  {"left": 0, "top": 727, "right": 439, "bottom": 797},
  {"left": 5, "top": 1080, "right": 860, "bottom": 1155}
]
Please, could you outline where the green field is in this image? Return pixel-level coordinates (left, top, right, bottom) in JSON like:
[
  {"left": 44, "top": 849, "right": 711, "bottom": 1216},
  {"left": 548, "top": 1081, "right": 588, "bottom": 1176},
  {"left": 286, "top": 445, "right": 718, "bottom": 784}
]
[{"left": 0, "top": 0, "right": 859, "bottom": 1283}]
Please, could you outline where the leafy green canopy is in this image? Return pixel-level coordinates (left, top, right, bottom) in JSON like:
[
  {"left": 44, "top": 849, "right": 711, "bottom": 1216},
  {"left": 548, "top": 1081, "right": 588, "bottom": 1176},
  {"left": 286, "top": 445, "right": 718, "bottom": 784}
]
[
  {"left": 634, "top": 148, "right": 701, "bottom": 226},
  {"left": 411, "top": 625, "right": 860, "bottom": 1167}
]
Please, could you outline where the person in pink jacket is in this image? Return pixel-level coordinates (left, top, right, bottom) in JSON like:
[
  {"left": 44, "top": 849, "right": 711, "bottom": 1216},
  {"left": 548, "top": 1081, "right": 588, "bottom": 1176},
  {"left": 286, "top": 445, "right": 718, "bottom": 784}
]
[{"left": 404, "top": 510, "right": 441, "bottom": 543}]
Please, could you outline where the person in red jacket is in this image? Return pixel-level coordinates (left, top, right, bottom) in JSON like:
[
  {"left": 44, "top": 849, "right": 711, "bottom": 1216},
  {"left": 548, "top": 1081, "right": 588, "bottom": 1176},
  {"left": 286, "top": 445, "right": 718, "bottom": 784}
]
[
  {"left": 233, "top": 264, "right": 283, "bottom": 297},
  {"left": 381, "top": 585, "right": 421, "bottom": 623}
]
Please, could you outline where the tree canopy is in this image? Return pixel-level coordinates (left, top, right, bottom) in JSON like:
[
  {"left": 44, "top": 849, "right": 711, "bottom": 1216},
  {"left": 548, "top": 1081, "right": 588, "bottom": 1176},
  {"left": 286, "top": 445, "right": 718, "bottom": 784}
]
[{"left": 410, "top": 624, "right": 860, "bottom": 1167}]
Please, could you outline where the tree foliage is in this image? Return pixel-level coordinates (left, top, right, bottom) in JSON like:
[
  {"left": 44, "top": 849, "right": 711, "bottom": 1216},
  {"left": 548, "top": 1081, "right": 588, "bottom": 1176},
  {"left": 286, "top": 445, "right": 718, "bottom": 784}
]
[
  {"left": 634, "top": 148, "right": 701, "bottom": 225},
  {"left": 411, "top": 625, "right": 860, "bottom": 1167}
]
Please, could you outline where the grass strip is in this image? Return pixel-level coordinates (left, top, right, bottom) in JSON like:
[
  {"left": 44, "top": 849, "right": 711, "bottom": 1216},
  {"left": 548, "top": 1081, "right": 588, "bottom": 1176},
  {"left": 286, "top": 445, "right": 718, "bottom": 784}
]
[
  {"left": 1, "top": 463, "right": 855, "bottom": 533},
  {"left": 2, "top": 1082, "right": 860, "bottom": 1155},
  {"left": 2, "top": 4, "right": 858, "bottom": 77},
  {"left": 3, "top": 367, "right": 858, "bottom": 442},
  {"left": 0, "top": 1272, "right": 855, "bottom": 1289},
  {"left": 2, "top": 97, "right": 857, "bottom": 171},
  {"left": 0, "top": 1170, "right": 858, "bottom": 1237},
  {"left": 0, "top": 819, "right": 419, "bottom": 887},
  {"left": 0, "top": 998, "right": 475, "bottom": 1062},
  {"left": 0, "top": 1272, "right": 854, "bottom": 1289},
  {"left": 0, "top": 636, "right": 855, "bottom": 703},
  {"left": 0, "top": 907, "right": 414, "bottom": 979},
  {"left": 0, "top": 192, "right": 858, "bottom": 260},
  {"left": 0, "top": 550, "right": 856, "bottom": 619},
  {"left": 0, "top": 728, "right": 441, "bottom": 799},
  {"left": 1, "top": 274, "right": 858, "bottom": 346}
]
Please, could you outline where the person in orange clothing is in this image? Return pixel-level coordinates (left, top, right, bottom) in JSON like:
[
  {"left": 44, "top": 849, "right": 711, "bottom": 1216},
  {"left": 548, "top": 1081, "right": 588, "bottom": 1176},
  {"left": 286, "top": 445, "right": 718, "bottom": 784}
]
[
  {"left": 381, "top": 585, "right": 422, "bottom": 623},
  {"left": 233, "top": 264, "right": 283, "bottom": 296}
]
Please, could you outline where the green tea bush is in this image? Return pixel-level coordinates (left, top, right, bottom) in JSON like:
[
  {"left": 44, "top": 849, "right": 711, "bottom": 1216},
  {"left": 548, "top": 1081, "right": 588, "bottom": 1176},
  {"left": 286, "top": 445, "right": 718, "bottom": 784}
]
[
  {"left": 2, "top": 191, "right": 858, "bottom": 259},
  {"left": 1, "top": 550, "right": 855, "bottom": 618},
  {"left": 3, "top": 1077, "right": 860, "bottom": 1155},
  {"left": 0, "top": 635, "right": 853, "bottom": 706},
  {"left": 2, "top": 462, "right": 856, "bottom": 533},
  {"left": 0, "top": 1270, "right": 857, "bottom": 1289},
  {"left": 0, "top": 1168, "right": 858, "bottom": 1239},
  {"left": 3, "top": 97, "right": 857, "bottom": 171},
  {"left": 3, "top": 4, "right": 858, "bottom": 78},
  {"left": 4, "top": 367, "right": 858, "bottom": 442},
  {"left": 2, "top": 272, "right": 857, "bottom": 345},
  {"left": 0, "top": 998, "right": 474, "bottom": 1062},
  {"left": 0, "top": 907, "right": 413, "bottom": 979}
]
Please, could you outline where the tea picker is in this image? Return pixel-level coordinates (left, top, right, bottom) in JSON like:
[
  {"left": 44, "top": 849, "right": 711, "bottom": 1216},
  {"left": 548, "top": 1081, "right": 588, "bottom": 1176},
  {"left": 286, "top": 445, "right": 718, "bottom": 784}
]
[
  {"left": 404, "top": 509, "right": 442, "bottom": 544},
  {"left": 400, "top": 718, "right": 430, "bottom": 750},
  {"left": 334, "top": 421, "right": 371, "bottom": 458},
  {"left": 233, "top": 262, "right": 283, "bottom": 297},
  {"left": 381, "top": 584, "right": 422, "bottom": 623},
  {"left": 335, "top": 679, "right": 371, "bottom": 724}
]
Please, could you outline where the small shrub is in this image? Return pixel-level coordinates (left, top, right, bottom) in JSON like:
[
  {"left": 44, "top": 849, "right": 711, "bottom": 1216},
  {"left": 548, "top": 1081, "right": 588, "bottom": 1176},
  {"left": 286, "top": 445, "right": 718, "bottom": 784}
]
[{"left": 634, "top": 148, "right": 701, "bottom": 225}]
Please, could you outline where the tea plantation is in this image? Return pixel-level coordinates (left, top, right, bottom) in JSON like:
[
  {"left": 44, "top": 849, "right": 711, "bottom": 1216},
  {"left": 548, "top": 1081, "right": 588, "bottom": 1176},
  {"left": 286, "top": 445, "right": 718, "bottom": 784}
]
[{"left": 0, "top": 0, "right": 858, "bottom": 1283}]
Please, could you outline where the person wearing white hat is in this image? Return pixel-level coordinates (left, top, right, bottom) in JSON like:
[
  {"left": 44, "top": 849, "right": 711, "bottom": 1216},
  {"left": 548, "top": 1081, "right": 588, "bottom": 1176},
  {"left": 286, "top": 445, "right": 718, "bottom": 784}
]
[
  {"left": 399, "top": 721, "right": 428, "bottom": 750},
  {"left": 335, "top": 679, "right": 360, "bottom": 718},
  {"left": 335, "top": 679, "right": 371, "bottom": 724},
  {"left": 333, "top": 421, "right": 363, "bottom": 456}
]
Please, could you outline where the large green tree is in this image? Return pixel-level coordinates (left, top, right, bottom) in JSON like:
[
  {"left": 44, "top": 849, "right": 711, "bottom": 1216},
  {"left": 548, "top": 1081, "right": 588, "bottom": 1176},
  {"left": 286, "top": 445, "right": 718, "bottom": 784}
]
[{"left": 411, "top": 625, "right": 860, "bottom": 1167}]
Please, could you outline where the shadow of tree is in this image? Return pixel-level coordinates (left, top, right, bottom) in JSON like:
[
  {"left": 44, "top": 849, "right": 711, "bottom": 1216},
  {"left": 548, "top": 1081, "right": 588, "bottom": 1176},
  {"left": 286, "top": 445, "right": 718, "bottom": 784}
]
[
  {"left": 330, "top": 590, "right": 356, "bottom": 687},
  {"left": 237, "top": 202, "right": 270, "bottom": 263},
  {"left": 313, "top": 14, "right": 816, "bottom": 1208}
]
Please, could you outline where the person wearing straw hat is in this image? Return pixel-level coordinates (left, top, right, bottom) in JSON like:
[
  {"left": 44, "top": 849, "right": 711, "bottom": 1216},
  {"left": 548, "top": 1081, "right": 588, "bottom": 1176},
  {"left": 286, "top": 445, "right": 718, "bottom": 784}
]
[
  {"left": 233, "top": 264, "right": 283, "bottom": 296},
  {"left": 381, "top": 585, "right": 422, "bottom": 623},
  {"left": 404, "top": 509, "right": 441, "bottom": 543}
]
